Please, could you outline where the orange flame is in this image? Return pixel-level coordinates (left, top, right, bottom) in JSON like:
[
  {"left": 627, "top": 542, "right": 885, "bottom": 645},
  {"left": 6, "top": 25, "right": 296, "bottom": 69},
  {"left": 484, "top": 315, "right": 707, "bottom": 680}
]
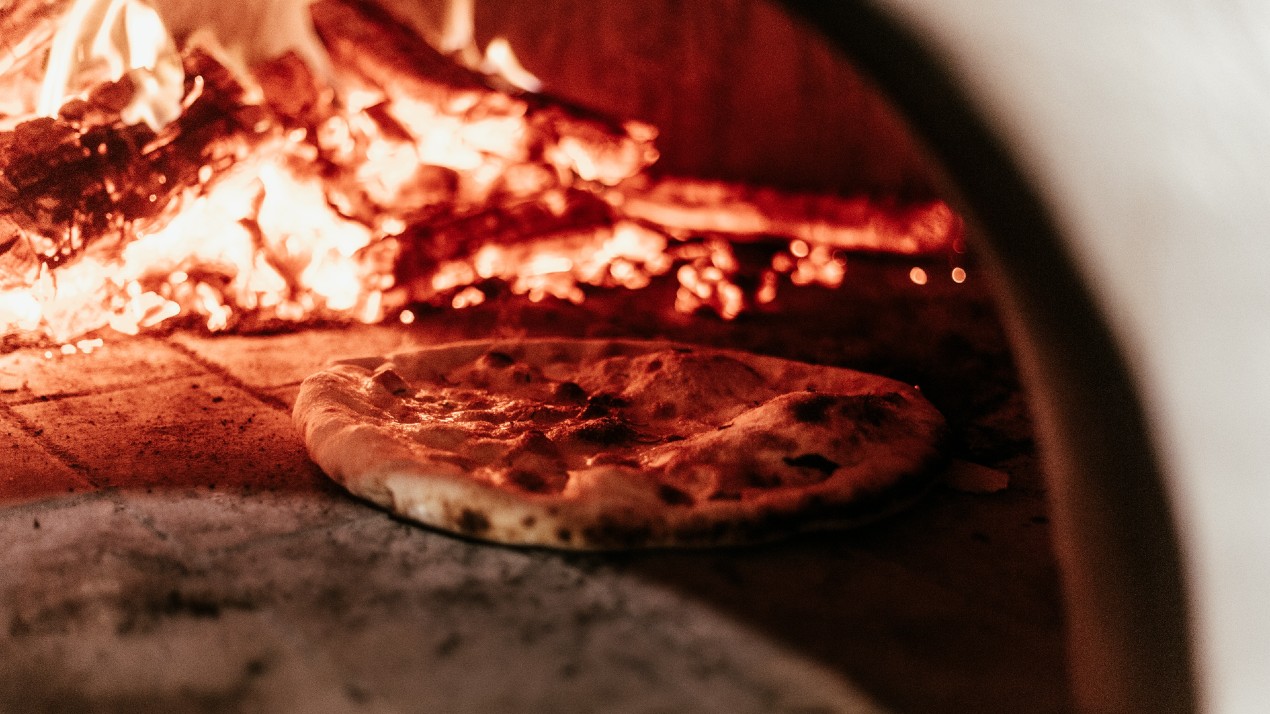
[
  {"left": 0, "top": 0, "right": 961, "bottom": 344},
  {"left": 39, "top": 0, "right": 185, "bottom": 130},
  {"left": 435, "top": 0, "right": 541, "bottom": 91}
]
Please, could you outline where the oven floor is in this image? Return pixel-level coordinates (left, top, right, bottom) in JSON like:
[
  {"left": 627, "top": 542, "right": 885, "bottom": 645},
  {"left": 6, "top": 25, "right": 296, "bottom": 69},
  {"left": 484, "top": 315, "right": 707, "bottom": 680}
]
[{"left": 0, "top": 261, "right": 1073, "bottom": 713}]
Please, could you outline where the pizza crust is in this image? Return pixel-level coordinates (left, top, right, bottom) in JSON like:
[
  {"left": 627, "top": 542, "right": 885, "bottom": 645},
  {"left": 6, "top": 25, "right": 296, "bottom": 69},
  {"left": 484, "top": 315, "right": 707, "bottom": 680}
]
[{"left": 294, "top": 339, "right": 947, "bottom": 549}]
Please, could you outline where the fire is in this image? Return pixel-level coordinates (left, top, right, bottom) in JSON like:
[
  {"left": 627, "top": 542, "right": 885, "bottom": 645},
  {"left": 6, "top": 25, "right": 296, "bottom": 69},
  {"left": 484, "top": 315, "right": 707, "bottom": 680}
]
[
  {"left": 0, "top": 0, "right": 962, "bottom": 344},
  {"left": 434, "top": 0, "right": 541, "bottom": 92},
  {"left": 38, "top": 0, "right": 185, "bottom": 130}
]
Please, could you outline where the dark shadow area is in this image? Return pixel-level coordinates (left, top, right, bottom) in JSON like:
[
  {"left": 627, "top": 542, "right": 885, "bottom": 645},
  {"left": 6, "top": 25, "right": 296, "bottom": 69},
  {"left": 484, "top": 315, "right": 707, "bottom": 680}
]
[{"left": 764, "top": 4, "right": 1196, "bottom": 712}]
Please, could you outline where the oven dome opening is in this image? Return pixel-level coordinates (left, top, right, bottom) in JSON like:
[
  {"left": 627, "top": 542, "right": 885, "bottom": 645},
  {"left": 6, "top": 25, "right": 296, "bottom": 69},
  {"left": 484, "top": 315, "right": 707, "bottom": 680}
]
[{"left": 0, "top": 2, "right": 1090, "bottom": 714}]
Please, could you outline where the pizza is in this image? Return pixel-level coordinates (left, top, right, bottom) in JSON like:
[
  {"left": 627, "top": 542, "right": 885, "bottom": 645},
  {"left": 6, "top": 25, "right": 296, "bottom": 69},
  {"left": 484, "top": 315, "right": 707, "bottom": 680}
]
[{"left": 293, "top": 339, "right": 947, "bottom": 549}]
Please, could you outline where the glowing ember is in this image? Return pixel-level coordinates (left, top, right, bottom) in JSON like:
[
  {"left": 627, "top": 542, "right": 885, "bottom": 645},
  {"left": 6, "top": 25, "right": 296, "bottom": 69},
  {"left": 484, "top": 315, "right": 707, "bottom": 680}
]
[{"left": 0, "top": 0, "right": 962, "bottom": 343}]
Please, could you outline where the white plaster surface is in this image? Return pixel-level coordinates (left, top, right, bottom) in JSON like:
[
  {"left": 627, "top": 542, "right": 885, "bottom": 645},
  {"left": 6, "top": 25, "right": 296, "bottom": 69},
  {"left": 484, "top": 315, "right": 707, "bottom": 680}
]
[{"left": 878, "top": 2, "right": 1270, "bottom": 711}]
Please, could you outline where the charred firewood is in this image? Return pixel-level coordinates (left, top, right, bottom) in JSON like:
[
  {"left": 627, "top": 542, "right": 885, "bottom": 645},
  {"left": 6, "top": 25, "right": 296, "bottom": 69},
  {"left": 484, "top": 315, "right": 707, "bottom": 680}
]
[
  {"left": 309, "top": 0, "right": 656, "bottom": 189},
  {"left": 310, "top": 0, "right": 493, "bottom": 106},
  {"left": 392, "top": 187, "right": 615, "bottom": 298},
  {"left": 615, "top": 177, "right": 961, "bottom": 255},
  {"left": 0, "top": 45, "right": 274, "bottom": 269}
]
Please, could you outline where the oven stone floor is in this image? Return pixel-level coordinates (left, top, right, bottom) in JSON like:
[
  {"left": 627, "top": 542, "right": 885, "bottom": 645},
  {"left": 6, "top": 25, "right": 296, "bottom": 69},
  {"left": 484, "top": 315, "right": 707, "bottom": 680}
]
[{"left": 0, "top": 270, "right": 1073, "bottom": 713}]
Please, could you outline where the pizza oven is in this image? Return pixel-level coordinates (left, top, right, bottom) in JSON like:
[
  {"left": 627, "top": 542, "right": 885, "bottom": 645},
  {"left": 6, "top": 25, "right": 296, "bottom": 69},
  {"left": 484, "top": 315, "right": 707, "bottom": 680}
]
[{"left": 2, "top": 1, "right": 1267, "bottom": 712}]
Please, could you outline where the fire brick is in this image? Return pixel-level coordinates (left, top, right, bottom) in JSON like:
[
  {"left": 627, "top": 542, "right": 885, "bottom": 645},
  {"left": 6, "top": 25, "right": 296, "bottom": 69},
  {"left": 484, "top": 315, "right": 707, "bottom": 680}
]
[
  {"left": 169, "top": 324, "right": 421, "bottom": 389},
  {"left": 11, "top": 378, "right": 318, "bottom": 492},
  {"left": 0, "top": 411, "right": 92, "bottom": 503},
  {"left": 0, "top": 337, "right": 205, "bottom": 405}
]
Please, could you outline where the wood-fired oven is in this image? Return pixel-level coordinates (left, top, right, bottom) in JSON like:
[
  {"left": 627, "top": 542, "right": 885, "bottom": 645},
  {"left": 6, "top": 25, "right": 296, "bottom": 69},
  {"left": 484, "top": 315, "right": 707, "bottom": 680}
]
[{"left": 2, "top": 1, "right": 1266, "bottom": 712}]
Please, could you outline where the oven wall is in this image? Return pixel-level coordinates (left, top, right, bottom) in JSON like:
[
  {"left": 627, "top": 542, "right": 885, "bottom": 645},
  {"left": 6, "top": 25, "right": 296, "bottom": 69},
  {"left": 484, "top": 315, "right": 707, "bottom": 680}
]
[
  {"left": 373, "top": 0, "right": 940, "bottom": 197},
  {"left": 814, "top": 2, "right": 1270, "bottom": 713}
]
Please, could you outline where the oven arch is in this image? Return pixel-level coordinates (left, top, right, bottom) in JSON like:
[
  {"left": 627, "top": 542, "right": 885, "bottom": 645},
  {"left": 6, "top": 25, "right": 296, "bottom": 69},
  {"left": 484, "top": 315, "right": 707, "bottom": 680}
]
[{"left": 778, "top": 3, "right": 1196, "bottom": 713}]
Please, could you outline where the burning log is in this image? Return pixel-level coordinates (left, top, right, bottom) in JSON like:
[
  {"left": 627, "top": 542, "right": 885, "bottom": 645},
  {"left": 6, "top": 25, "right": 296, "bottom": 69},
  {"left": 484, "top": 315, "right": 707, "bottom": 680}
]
[
  {"left": 0, "top": 45, "right": 268, "bottom": 269},
  {"left": 311, "top": 0, "right": 495, "bottom": 105},
  {"left": 614, "top": 177, "right": 961, "bottom": 256},
  {"left": 392, "top": 188, "right": 614, "bottom": 289},
  {"left": 0, "top": 0, "right": 961, "bottom": 343},
  {"left": 309, "top": 0, "right": 658, "bottom": 193}
]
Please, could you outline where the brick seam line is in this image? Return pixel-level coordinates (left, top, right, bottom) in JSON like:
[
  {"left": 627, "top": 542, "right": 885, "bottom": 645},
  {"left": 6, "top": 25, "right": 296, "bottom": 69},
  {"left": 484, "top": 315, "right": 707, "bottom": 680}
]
[
  {"left": 0, "top": 337, "right": 207, "bottom": 408},
  {"left": 0, "top": 399, "right": 98, "bottom": 485},
  {"left": 162, "top": 338, "right": 293, "bottom": 414},
  {"left": 1, "top": 374, "right": 202, "bottom": 408}
]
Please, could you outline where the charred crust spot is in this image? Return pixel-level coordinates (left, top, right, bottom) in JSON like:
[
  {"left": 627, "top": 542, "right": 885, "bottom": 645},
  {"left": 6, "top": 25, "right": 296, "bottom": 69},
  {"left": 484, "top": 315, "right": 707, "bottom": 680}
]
[
  {"left": 370, "top": 367, "right": 412, "bottom": 396},
  {"left": 709, "top": 490, "right": 742, "bottom": 501},
  {"left": 663, "top": 451, "right": 947, "bottom": 546},
  {"left": 456, "top": 509, "right": 490, "bottom": 535},
  {"left": 790, "top": 394, "right": 836, "bottom": 424},
  {"left": 530, "top": 405, "right": 572, "bottom": 426},
  {"left": 553, "top": 381, "right": 588, "bottom": 403},
  {"left": 481, "top": 351, "right": 516, "bottom": 368},
  {"left": 556, "top": 528, "right": 572, "bottom": 542},
  {"left": 506, "top": 469, "right": 553, "bottom": 494},
  {"left": 783, "top": 453, "right": 841, "bottom": 476},
  {"left": 521, "top": 515, "right": 537, "bottom": 528},
  {"left": 836, "top": 394, "right": 900, "bottom": 428},
  {"left": 645, "top": 358, "right": 663, "bottom": 372},
  {"left": 657, "top": 484, "right": 694, "bottom": 506},
  {"left": 517, "top": 430, "right": 559, "bottom": 455},
  {"left": 571, "top": 417, "right": 637, "bottom": 445},
  {"left": 664, "top": 434, "right": 685, "bottom": 443},
  {"left": 580, "top": 392, "right": 630, "bottom": 419},
  {"left": 589, "top": 453, "right": 640, "bottom": 468}
]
